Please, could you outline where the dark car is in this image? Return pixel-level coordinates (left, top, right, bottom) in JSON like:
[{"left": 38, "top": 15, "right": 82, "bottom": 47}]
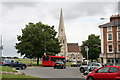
[
  {"left": 54, "top": 60, "right": 66, "bottom": 69},
  {"left": 86, "top": 66, "right": 120, "bottom": 80},
  {"left": 2, "top": 59, "right": 27, "bottom": 70}
]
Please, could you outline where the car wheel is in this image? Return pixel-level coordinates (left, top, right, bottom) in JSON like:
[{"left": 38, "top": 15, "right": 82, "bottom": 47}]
[
  {"left": 21, "top": 65, "right": 26, "bottom": 70},
  {"left": 87, "top": 77, "right": 94, "bottom": 80},
  {"left": 80, "top": 68, "right": 85, "bottom": 73}
]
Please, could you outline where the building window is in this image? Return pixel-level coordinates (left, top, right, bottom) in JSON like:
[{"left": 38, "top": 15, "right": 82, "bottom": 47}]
[
  {"left": 118, "top": 45, "right": 120, "bottom": 52},
  {"left": 71, "top": 54, "right": 74, "bottom": 56},
  {"left": 108, "top": 45, "right": 112, "bottom": 52},
  {"left": 117, "top": 26, "right": 120, "bottom": 31},
  {"left": 108, "top": 33, "right": 112, "bottom": 41},
  {"left": 107, "top": 27, "right": 112, "bottom": 31},
  {"left": 118, "top": 32, "right": 120, "bottom": 41}
]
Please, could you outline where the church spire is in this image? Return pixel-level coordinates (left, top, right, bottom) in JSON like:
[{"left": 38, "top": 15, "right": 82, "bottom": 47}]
[
  {"left": 58, "top": 8, "right": 66, "bottom": 37},
  {"left": 58, "top": 8, "right": 67, "bottom": 57}
]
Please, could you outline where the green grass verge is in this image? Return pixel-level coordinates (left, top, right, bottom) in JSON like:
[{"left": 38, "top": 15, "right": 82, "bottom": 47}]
[
  {"left": 0, "top": 66, "right": 17, "bottom": 72},
  {"left": 2, "top": 74, "right": 46, "bottom": 80},
  {"left": 0, "top": 66, "right": 46, "bottom": 80},
  {"left": 66, "top": 62, "right": 71, "bottom": 67},
  {"left": 17, "top": 59, "right": 42, "bottom": 66}
]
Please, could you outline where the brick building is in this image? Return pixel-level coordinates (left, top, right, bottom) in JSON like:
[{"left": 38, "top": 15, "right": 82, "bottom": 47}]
[
  {"left": 99, "top": 14, "right": 120, "bottom": 65},
  {"left": 67, "top": 43, "right": 83, "bottom": 61}
]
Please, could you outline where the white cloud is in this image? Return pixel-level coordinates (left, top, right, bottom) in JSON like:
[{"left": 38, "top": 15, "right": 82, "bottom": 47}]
[
  {"left": 1, "top": 0, "right": 119, "bottom": 2},
  {"left": 1, "top": 2, "right": 119, "bottom": 57}
]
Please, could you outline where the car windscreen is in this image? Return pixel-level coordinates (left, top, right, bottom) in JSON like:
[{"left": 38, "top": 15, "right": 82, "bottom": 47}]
[{"left": 55, "top": 61, "right": 64, "bottom": 64}]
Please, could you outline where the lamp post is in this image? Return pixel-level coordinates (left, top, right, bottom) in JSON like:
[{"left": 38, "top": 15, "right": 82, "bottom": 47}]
[
  {"left": 85, "top": 46, "right": 89, "bottom": 65},
  {"left": 0, "top": 35, "right": 3, "bottom": 57},
  {"left": 114, "top": 21, "right": 117, "bottom": 66},
  {"left": 42, "top": 29, "right": 46, "bottom": 56}
]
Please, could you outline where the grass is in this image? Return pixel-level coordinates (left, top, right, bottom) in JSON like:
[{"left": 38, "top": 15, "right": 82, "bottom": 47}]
[
  {"left": 0, "top": 66, "right": 46, "bottom": 80},
  {"left": 0, "top": 66, "right": 17, "bottom": 72},
  {"left": 2, "top": 74, "right": 46, "bottom": 80},
  {"left": 17, "top": 59, "right": 42, "bottom": 66},
  {"left": 66, "top": 62, "right": 71, "bottom": 67}
]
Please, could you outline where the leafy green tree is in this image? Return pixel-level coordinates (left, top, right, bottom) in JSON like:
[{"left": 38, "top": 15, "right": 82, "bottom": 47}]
[
  {"left": 15, "top": 22, "right": 61, "bottom": 65},
  {"left": 81, "top": 34, "right": 101, "bottom": 61}
]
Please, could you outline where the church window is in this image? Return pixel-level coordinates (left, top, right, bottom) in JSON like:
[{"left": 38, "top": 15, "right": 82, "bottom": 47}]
[{"left": 63, "top": 40, "right": 64, "bottom": 44}]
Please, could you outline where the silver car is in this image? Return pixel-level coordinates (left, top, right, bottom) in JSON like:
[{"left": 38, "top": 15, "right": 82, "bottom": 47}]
[{"left": 79, "top": 62, "right": 102, "bottom": 73}]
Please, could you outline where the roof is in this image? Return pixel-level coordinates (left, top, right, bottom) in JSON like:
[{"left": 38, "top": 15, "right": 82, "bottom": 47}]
[
  {"left": 99, "top": 20, "right": 120, "bottom": 28},
  {"left": 67, "top": 43, "right": 80, "bottom": 52}
]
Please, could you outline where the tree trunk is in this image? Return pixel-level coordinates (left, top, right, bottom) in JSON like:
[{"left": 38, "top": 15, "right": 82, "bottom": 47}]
[{"left": 37, "top": 56, "right": 39, "bottom": 65}]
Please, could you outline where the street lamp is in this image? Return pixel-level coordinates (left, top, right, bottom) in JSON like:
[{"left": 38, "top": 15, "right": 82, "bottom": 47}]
[
  {"left": 0, "top": 35, "right": 3, "bottom": 57},
  {"left": 114, "top": 21, "right": 117, "bottom": 66},
  {"left": 85, "top": 46, "right": 89, "bottom": 65},
  {"left": 42, "top": 29, "right": 46, "bottom": 56}
]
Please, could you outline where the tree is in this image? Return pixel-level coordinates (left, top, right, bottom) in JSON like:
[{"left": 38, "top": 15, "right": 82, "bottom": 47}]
[
  {"left": 81, "top": 34, "right": 101, "bottom": 61},
  {"left": 15, "top": 22, "right": 61, "bottom": 65}
]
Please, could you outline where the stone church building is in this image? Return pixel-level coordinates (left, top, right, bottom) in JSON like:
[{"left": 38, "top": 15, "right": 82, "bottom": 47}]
[{"left": 57, "top": 9, "right": 83, "bottom": 62}]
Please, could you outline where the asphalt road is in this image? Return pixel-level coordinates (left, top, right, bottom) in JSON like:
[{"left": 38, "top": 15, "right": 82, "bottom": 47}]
[{"left": 19, "top": 67, "right": 86, "bottom": 80}]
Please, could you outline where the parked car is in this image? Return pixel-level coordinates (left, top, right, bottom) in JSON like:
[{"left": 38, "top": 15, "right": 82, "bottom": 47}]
[
  {"left": 54, "top": 60, "right": 66, "bottom": 69},
  {"left": 71, "top": 61, "right": 78, "bottom": 67},
  {"left": 79, "top": 62, "right": 102, "bottom": 73},
  {"left": 2, "top": 59, "right": 27, "bottom": 70},
  {"left": 71, "top": 61, "right": 81, "bottom": 67},
  {"left": 86, "top": 66, "right": 120, "bottom": 80}
]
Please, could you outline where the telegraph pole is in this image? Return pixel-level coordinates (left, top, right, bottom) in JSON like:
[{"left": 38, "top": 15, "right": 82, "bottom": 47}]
[{"left": 85, "top": 46, "right": 89, "bottom": 65}]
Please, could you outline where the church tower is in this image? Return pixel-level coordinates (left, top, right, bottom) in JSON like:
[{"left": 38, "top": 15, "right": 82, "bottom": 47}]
[{"left": 58, "top": 9, "right": 67, "bottom": 57}]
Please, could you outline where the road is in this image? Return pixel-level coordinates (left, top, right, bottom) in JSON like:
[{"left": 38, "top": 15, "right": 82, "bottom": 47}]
[{"left": 19, "top": 67, "right": 86, "bottom": 80}]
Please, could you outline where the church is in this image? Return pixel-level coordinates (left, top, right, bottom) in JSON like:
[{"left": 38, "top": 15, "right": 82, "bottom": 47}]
[{"left": 57, "top": 9, "right": 83, "bottom": 62}]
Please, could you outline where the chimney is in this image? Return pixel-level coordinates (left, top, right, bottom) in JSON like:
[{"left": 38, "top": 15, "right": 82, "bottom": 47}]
[{"left": 110, "top": 14, "right": 120, "bottom": 22}]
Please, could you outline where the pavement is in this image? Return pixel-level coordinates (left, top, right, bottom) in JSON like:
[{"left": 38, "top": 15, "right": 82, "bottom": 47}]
[{"left": 19, "top": 66, "right": 86, "bottom": 80}]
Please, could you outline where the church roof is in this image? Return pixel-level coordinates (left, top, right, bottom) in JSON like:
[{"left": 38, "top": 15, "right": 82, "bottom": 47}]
[{"left": 67, "top": 43, "right": 80, "bottom": 52}]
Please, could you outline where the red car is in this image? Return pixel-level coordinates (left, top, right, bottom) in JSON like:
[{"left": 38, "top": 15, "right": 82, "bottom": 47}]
[{"left": 86, "top": 66, "right": 120, "bottom": 80}]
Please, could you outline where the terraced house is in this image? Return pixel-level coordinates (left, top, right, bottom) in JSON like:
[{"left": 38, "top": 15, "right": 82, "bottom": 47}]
[{"left": 99, "top": 14, "right": 120, "bottom": 65}]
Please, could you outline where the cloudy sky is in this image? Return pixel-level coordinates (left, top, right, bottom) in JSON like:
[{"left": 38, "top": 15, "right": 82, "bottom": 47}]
[{"left": 0, "top": 0, "right": 120, "bottom": 57}]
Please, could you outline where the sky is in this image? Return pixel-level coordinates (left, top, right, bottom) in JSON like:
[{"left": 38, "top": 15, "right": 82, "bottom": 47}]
[{"left": 0, "top": 0, "right": 120, "bottom": 57}]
